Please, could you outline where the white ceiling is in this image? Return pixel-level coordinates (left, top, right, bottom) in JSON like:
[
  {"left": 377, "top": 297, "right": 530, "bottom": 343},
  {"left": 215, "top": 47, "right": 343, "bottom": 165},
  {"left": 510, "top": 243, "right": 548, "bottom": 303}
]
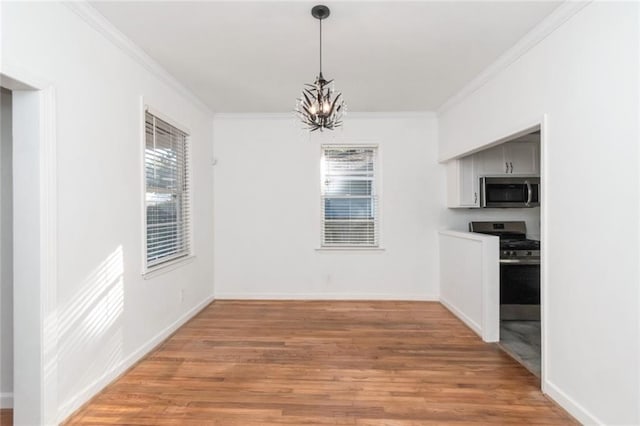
[{"left": 91, "top": 1, "right": 561, "bottom": 113}]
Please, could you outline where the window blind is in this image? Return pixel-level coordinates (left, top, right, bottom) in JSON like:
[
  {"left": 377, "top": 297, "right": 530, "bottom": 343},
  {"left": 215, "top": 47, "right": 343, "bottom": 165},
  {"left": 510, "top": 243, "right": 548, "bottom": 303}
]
[
  {"left": 145, "top": 111, "right": 191, "bottom": 268},
  {"left": 321, "top": 146, "right": 378, "bottom": 247}
]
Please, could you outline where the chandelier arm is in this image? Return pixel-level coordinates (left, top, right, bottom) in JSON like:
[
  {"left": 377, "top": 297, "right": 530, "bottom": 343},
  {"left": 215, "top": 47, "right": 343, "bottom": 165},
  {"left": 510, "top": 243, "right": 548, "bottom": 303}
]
[{"left": 327, "top": 92, "right": 341, "bottom": 116}]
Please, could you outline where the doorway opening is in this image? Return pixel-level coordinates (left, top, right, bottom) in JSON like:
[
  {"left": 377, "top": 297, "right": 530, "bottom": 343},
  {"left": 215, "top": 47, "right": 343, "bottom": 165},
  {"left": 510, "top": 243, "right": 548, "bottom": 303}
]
[
  {"left": 491, "top": 130, "right": 542, "bottom": 378},
  {"left": 0, "top": 71, "right": 58, "bottom": 426},
  {"left": 461, "top": 120, "right": 545, "bottom": 380}
]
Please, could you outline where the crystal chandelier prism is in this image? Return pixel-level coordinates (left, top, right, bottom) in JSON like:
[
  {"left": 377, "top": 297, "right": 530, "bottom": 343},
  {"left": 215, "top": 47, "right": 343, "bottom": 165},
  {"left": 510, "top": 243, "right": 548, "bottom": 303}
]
[{"left": 295, "top": 5, "right": 345, "bottom": 132}]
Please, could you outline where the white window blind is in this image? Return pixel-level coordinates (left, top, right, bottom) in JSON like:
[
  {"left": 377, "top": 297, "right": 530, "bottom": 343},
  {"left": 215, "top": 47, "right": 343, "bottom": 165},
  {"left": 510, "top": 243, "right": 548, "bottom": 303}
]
[
  {"left": 321, "top": 146, "right": 378, "bottom": 247},
  {"left": 144, "top": 111, "right": 191, "bottom": 268}
]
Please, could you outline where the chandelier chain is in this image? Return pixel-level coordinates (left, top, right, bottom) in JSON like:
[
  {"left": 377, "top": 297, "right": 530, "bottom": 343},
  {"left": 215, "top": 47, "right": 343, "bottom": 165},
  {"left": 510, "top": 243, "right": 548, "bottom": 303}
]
[{"left": 319, "top": 18, "right": 322, "bottom": 76}]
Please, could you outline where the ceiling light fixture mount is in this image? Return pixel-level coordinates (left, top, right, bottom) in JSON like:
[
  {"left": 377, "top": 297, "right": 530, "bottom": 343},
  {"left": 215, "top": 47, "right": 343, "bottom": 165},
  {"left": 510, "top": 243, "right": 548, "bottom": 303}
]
[
  {"left": 311, "top": 4, "right": 330, "bottom": 20},
  {"left": 295, "top": 4, "right": 345, "bottom": 132}
]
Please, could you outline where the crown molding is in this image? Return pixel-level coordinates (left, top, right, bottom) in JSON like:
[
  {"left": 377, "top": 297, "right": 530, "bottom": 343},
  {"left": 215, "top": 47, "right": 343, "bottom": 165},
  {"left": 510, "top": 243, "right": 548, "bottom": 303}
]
[
  {"left": 63, "top": 1, "right": 213, "bottom": 116},
  {"left": 213, "top": 111, "right": 436, "bottom": 120},
  {"left": 437, "top": 0, "right": 591, "bottom": 115}
]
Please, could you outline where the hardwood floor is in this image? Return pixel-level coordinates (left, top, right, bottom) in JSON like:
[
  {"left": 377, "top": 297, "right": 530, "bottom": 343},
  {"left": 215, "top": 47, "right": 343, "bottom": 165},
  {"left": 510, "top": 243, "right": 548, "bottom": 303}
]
[
  {"left": 0, "top": 409, "right": 12, "bottom": 426},
  {"left": 64, "top": 301, "right": 576, "bottom": 425}
]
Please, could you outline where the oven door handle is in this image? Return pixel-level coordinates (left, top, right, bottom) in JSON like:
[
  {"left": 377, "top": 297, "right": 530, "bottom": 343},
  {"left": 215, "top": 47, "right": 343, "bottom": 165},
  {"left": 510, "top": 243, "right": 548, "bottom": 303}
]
[
  {"left": 500, "top": 258, "right": 541, "bottom": 265},
  {"left": 524, "top": 180, "right": 532, "bottom": 207}
]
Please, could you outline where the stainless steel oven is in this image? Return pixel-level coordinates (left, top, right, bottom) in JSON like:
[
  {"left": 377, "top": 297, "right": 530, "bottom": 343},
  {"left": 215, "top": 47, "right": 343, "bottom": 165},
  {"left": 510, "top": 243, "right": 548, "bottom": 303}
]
[
  {"left": 480, "top": 177, "right": 540, "bottom": 208},
  {"left": 500, "top": 260, "right": 540, "bottom": 320},
  {"left": 470, "top": 221, "right": 540, "bottom": 321}
]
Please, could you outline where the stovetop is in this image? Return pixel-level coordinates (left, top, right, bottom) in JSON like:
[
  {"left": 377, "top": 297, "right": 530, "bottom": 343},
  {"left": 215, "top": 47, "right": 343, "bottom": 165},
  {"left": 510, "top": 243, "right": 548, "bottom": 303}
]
[
  {"left": 501, "top": 238, "right": 540, "bottom": 251},
  {"left": 469, "top": 221, "right": 540, "bottom": 263}
]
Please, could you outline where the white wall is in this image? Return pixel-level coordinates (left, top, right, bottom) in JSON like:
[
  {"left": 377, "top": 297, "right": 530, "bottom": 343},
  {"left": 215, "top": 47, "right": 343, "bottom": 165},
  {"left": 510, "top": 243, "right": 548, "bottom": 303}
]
[
  {"left": 0, "top": 88, "right": 13, "bottom": 408},
  {"left": 439, "top": 2, "right": 639, "bottom": 424},
  {"left": 439, "top": 230, "right": 499, "bottom": 342},
  {"left": 2, "top": 2, "right": 214, "bottom": 422},
  {"left": 213, "top": 113, "right": 442, "bottom": 300}
]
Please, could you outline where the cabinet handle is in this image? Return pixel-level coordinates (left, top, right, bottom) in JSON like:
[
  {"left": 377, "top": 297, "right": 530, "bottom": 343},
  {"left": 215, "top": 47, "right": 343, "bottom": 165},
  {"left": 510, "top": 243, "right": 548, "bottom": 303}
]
[
  {"left": 505, "top": 162, "right": 509, "bottom": 173},
  {"left": 474, "top": 192, "right": 478, "bottom": 204},
  {"left": 510, "top": 162, "right": 513, "bottom": 173}
]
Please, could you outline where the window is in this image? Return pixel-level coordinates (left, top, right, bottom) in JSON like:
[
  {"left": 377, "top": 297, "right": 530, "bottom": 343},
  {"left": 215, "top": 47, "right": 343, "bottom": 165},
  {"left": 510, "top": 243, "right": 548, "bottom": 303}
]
[
  {"left": 144, "top": 110, "right": 191, "bottom": 269},
  {"left": 321, "top": 145, "right": 378, "bottom": 247}
]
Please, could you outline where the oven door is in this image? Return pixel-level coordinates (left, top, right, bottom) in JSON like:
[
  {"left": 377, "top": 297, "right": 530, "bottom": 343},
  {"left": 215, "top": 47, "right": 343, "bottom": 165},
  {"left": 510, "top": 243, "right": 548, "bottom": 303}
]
[
  {"left": 500, "top": 263, "right": 540, "bottom": 320},
  {"left": 480, "top": 177, "right": 540, "bottom": 208}
]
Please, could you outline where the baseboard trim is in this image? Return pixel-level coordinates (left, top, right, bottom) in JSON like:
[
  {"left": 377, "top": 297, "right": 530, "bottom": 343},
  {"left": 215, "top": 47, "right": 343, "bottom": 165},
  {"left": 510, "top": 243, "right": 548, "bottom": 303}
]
[
  {"left": 57, "top": 295, "right": 215, "bottom": 423},
  {"left": 543, "top": 379, "right": 602, "bottom": 425},
  {"left": 0, "top": 392, "right": 13, "bottom": 409},
  {"left": 440, "top": 297, "right": 482, "bottom": 338},
  {"left": 214, "top": 292, "right": 438, "bottom": 301}
]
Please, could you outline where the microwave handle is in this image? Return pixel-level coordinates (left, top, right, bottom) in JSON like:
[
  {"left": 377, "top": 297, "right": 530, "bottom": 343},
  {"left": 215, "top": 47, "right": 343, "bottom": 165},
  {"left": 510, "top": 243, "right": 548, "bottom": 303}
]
[{"left": 524, "top": 180, "right": 532, "bottom": 206}]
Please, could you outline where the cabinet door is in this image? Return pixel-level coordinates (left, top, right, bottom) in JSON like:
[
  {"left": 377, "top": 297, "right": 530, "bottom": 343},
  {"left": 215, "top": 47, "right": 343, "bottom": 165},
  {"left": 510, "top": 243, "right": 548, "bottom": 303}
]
[
  {"left": 459, "top": 155, "right": 479, "bottom": 207},
  {"left": 505, "top": 142, "right": 539, "bottom": 175},
  {"left": 480, "top": 145, "right": 508, "bottom": 175}
]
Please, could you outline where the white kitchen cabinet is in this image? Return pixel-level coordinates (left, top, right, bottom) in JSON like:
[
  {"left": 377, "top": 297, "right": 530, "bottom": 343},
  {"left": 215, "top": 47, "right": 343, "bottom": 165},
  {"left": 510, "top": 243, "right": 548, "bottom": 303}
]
[
  {"left": 446, "top": 155, "right": 480, "bottom": 208},
  {"left": 459, "top": 155, "right": 480, "bottom": 207},
  {"left": 479, "top": 144, "right": 507, "bottom": 174},
  {"left": 480, "top": 141, "right": 539, "bottom": 176},
  {"left": 505, "top": 141, "right": 539, "bottom": 175},
  {"left": 446, "top": 136, "right": 540, "bottom": 209}
]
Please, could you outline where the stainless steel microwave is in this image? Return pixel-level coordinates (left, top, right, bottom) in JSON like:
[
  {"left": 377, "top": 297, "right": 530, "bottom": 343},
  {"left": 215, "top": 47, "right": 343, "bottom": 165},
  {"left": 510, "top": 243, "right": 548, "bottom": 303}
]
[{"left": 480, "top": 177, "right": 540, "bottom": 208}]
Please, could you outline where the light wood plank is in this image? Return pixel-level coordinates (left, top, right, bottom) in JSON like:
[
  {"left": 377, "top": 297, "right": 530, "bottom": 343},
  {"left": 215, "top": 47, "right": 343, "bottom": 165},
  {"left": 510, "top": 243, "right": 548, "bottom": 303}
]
[
  {"left": 63, "top": 301, "right": 576, "bottom": 425},
  {"left": 0, "top": 409, "right": 12, "bottom": 426}
]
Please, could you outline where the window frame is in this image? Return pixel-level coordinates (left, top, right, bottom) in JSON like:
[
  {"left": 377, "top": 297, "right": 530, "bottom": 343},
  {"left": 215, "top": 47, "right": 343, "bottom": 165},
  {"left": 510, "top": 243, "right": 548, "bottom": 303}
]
[
  {"left": 319, "top": 144, "right": 381, "bottom": 249},
  {"left": 141, "top": 104, "right": 194, "bottom": 277}
]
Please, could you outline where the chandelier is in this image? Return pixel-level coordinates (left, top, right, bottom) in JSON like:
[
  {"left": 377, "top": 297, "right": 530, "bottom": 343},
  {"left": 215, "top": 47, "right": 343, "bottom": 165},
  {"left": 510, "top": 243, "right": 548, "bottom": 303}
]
[{"left": 295, "top": 5, "right": 345, "bottom": 131}]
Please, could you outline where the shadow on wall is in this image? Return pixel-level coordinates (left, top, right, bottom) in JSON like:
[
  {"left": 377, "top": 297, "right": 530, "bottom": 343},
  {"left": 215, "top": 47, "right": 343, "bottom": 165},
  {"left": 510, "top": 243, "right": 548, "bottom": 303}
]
[{"left": 57, "top": 246, "right": 125, "bottom": 402}]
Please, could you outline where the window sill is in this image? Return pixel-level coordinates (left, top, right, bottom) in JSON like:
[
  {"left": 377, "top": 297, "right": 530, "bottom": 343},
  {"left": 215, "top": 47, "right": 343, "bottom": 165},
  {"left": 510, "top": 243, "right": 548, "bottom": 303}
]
[
  {"left": 142, "top": 255, "right": 195, "bottom": 280},
  {"left": 315, "top": 246, "right": 386, "bottom": 252}
]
